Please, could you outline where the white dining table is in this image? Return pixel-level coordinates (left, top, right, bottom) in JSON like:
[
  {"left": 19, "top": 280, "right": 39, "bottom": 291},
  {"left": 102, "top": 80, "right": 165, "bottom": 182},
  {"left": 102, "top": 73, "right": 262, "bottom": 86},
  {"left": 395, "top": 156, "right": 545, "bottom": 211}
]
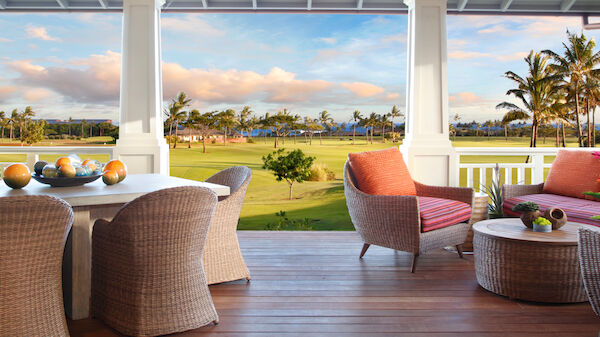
[{"left": 0, "top": 173, "right": 230, "bottom": 320}]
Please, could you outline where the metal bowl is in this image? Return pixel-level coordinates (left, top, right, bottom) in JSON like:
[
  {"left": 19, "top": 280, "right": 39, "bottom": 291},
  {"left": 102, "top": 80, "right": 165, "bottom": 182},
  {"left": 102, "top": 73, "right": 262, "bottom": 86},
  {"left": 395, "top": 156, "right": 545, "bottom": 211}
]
[{"left": 31, "top": 173, "right": 102, "bottom": 187}]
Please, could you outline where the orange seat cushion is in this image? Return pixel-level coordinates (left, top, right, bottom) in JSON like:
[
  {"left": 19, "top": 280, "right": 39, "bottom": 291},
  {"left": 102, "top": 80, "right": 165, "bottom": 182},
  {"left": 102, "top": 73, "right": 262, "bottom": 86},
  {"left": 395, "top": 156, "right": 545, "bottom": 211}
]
[
  {"left": 543, "top": 150, "right": 600, "bottom": 200},
  {"left": 348, "top": 147, "right": 416, "bottom": 196}
]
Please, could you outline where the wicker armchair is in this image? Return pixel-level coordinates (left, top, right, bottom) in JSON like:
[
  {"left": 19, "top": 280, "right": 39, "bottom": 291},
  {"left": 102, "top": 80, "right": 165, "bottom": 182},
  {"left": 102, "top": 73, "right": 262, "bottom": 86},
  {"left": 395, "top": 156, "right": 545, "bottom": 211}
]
[
  {"left": 0, "top": 195, "right": 73, "bottom": 337},
  {"left": 502, "top": 183, "right": 544, "bottom": 200},
  {"left": 204, "top": 166, "right": 252, "bottom": 284},
  {"left": 92, "top": 186, "right": 219, "bottom": 336},
  {"left": 578, "top": 228, "right": 600, "bottom": 316},
  {"left": 344, "top": 162, "right": 474, "bottom": 272}
]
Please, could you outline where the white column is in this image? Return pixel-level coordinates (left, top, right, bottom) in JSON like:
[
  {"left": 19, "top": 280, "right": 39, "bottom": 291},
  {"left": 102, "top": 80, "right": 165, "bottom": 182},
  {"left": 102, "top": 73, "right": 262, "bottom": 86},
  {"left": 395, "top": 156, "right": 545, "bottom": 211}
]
[
  {"left": 400, "top": 0, "right": 456, "bottom": 186},
  {"left": 114, "top": 0, "right": 169, "bottom": 175}
]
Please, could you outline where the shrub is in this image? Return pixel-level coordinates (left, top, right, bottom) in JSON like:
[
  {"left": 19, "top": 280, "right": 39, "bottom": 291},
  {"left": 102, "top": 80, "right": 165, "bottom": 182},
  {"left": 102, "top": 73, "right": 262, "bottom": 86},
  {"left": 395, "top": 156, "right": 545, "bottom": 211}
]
[
  {"left": 308, "top": 163, "right": 335, "bottom": 181},
  {"left": 211, "top": 139, "right": 217, "bottom": 144},
  {"left": 264, "top": 211, "right": 315, "bottom": 231},
  {"left": 247, "top": 138, "right": 255, "bottom": 144}
]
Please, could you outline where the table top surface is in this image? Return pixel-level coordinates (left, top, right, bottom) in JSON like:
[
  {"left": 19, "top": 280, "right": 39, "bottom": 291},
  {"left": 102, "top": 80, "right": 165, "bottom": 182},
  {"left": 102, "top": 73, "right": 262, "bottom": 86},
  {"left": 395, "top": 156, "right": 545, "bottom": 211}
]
[
  {"left": 0, "top": 173, "right": 230, "bottom": 207},
  {"left": 473, "top": 218, "right": 597, "bottom": 245}
]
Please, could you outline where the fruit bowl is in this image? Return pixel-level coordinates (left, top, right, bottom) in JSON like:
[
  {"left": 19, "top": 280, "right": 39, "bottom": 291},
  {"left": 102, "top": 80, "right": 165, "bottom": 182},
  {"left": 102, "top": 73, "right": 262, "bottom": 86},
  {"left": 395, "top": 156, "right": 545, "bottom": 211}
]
[{"left": 31, "top": 173, "right": 103, "bottom": 187}]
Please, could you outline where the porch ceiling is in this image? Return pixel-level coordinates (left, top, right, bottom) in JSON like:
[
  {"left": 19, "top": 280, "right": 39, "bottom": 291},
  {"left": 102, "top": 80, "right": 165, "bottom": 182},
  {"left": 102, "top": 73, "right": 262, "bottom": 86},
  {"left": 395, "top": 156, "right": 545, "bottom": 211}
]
[{"left": 1, "top": 0, "right": 600, "bottom": 14}]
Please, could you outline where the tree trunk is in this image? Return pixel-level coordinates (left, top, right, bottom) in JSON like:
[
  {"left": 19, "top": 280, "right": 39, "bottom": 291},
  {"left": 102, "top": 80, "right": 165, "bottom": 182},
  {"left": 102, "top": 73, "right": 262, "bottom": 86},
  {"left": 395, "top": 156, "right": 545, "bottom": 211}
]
[
  {"left": 555, "top": 123, "right": 559, "bottom": 147},
  {"left": 288, "top": 182, "right": 293, "bottom": 200},
  {"left": 505, "top": 125, "right": 508, "bottom": 142},
  {"left": 353, "top": 125, "right": 356, "bottom": 145},
  {"left": 174, "top": 122, "right": 178, "bottom": 148},
  {"left": 586, "top": 99, "right": 591, "bottom": 147},
  {"left": 202, "top": 137, "right": 206, "bottom": 153},
  {"left": 10, "top": 125, "right": 13, "bottom": 142},
  {"left": 594, "top": 107, "right": 597, "bottom": 147},
  {"left": 382, "top": 125, "right": 386, "bottom": 143},
  {"left": 561, "top": 122, "right": 567, "bottom": 147},
  {"left": 575, "top": 87, "right": 583, "bottom": 147},
  {"left": 168, "top": 122, "right": 173, "bottom": 147},
  {"left": 370, "top": 127, "right": 373, "bottom": 144},
  {"left": 309, "top": 133, "right": 313, "bottom": 145},
  {"left": 188, "top": 128, "right": 192, "bottom": 148},
  {"left": 274, "top": 135, "right": 278, "bottom": 148},
  {"left": 224, "top": 127, "right": 227, "bottom": 145}
]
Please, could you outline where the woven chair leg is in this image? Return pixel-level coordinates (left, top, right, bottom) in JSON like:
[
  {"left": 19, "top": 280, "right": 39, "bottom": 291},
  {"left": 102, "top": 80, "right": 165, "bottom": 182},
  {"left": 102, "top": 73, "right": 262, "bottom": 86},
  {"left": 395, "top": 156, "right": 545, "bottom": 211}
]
[
  {"left": 411, "top": 254, "right": 419, "bottom": 273},
  {"left": 246, "top": 277, "right": 251, "bottom": 282},
  {"left": 212, "top": 319, "right": 219, "bottom": 326},
  {"left": 359, "top": 243, "right": 370, "bottom": 258},
  {"left": 456, "top": 244, "right": 464, "bottom": 258}
]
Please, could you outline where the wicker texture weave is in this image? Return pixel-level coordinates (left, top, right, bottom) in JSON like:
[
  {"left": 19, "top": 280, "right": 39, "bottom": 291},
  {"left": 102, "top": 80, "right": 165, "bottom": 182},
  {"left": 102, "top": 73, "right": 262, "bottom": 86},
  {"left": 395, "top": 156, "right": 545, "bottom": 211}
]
[
  {"left": 0, "top": 195, "right": 73, "bottom": 337},
  {"left": 578, "top": 228, "right": 600, "bottom": 315},
  {"left": 502, "top": 183, "right": 544, "bottom": 201},
  {"left": 474, "top": 230, "right": 586, "bottom": 303},
  {"left": 91, "top": 186, "right": 219, "bottom": 336},
  {"left": 204, "top": 166, "right": 252, "bottom": 285},
  {"left": 343, "top": 162, "right": 473, "bottom": 269}
]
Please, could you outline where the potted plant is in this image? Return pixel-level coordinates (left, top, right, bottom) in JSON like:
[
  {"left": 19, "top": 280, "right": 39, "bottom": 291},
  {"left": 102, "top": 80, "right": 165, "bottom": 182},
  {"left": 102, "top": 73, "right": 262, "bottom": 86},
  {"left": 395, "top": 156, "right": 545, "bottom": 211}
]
[
  {"left": 532, "top": 217, "right": 552, "bottom": 233},
  {"left": 511, "top": 201, "right": 541, "bottom": 228}
]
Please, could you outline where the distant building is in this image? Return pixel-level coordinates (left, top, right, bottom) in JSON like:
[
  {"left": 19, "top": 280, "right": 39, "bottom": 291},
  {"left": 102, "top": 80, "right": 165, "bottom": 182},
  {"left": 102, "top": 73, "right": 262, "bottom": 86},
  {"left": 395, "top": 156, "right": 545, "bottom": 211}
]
[{"left": 38, "top": 119, "right": 115, "bottom": 125}]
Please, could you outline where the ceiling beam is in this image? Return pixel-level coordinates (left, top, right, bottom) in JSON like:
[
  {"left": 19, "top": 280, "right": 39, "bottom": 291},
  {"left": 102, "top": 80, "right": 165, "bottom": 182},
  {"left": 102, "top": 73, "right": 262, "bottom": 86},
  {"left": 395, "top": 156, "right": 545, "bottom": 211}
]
[
  {"left": 200, "top": 0, "right": 207, "bottom": 8},
  {"left": 357, "top": 0, "right": 363, "bottom": 9},
  {"left": 560, "top": 0, "right": 576, "bottom": 12},
  {"left": 98, "top": 0, "right": 107, "bottom": 8},
  {"left": 583, "top": 15, "right": 600, "bottom": 30},
  {"left": 500, "top": 0, "right": 513, "bottom": 12},
  {"left": 0, "top": 0, "right": 6, "bottom": 9},
  {"left": 56, "top": 0, "right": 68, "bottom": 7},
  {"left": 457, "top": 0, "right": 467, "bottom": 11}
]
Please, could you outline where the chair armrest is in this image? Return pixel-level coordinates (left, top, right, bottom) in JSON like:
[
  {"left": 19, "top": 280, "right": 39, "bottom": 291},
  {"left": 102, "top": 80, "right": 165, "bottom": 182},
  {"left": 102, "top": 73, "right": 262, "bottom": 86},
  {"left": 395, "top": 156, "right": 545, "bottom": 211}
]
[
  {"left": 414, "top": 182, "right": 474, "bottom": 206},
  {"left": 344, "top": 175, "right": 420, "bottom": 252},
  {"left": 502, "top": 183, "right": 544, "bottom": 200}
]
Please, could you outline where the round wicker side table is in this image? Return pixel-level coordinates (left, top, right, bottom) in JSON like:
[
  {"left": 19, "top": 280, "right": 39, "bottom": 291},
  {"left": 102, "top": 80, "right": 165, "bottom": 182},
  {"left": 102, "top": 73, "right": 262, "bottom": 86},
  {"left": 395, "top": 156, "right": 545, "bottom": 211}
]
[{"left": 473, "top": 218, "right": 593, "bottom": 303}]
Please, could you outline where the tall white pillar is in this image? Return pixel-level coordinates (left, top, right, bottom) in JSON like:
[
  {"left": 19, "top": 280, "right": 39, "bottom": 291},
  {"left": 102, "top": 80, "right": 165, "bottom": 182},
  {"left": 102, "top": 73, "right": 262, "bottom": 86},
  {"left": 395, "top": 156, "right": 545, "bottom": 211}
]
[
  {"left": 400, "top": 0, "right": 456, "bottom": 186},
  {"left": 114, "top": 0, "right": 169, "bottom": 175}
]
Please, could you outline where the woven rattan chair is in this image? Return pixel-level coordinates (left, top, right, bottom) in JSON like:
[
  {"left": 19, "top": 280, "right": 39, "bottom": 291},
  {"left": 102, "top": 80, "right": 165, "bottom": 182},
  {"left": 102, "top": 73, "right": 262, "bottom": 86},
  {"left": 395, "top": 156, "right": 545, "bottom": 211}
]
[
  {"left": 0, "top": 195, "right": 73, "bottom": 337},
  {"left": 92, "top": 186, "right": 219, "bottom": 336},
  {"left": 204, "top": 166, "right": 252, "bottom": 284},
  {"left": 344, "top": 161, "right": 473, "bottom": 272},
  {"left": 578, "top": 228, "right": 600, "bottom": 316}
]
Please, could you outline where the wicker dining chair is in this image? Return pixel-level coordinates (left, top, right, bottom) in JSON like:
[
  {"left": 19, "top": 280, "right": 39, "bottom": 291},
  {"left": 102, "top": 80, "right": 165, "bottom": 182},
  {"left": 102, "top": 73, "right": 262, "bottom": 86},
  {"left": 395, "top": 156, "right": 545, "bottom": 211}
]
[
  {"left": 92, "top": 186, "right": 219, "bottom": 337},
  {"left": 0, "top": 195, "right": 73, "bottom": 337},
  {"left": 578, "top": 228, "right": 600, "bottom": 316},
  {"left": 204, "top": 166, "right": 252, "bottom": 284},
  {"left": 344, "top": 161, "right": 474, "bottom": 272}
]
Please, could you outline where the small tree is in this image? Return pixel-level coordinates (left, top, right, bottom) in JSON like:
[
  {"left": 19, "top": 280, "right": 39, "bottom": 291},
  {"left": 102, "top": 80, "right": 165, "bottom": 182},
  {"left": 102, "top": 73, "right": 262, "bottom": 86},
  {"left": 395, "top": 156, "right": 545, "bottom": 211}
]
[{"left": 262, "top": 149, "right": 315, "bottom": 200}]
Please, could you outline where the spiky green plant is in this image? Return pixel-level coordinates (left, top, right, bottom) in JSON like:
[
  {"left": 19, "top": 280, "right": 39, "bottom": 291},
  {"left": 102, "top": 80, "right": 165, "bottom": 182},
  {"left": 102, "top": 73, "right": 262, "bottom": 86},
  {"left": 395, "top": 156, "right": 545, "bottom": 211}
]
[
  {"left": 481, "top": 164, "right": 504, "bottom": 219},
  {"left": 512, "top": 201, "right": 540, "bottom": 212}
]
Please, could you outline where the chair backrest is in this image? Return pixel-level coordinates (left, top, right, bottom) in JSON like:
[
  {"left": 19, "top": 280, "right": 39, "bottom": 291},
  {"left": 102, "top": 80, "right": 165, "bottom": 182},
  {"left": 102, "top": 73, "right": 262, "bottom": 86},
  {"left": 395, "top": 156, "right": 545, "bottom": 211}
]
[
  {"left": 344, "top": 161, "right": 360, "bottom": 191},
  {"left": 0, "top": 195, "right": 73, "bottom": 337},
  {"left": 578, "top": 227, "right": 600, "bottom": 316},
  {"left": 109, "top": 186, "right": 218, "bottom": 261},
  {"left": 206, "top": 166, "right": 252, "bottom": 200}
]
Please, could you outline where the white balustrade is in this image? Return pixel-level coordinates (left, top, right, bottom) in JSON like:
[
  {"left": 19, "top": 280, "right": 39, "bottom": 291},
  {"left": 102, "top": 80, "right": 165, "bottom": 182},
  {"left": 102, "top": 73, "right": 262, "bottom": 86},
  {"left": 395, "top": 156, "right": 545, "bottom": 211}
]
[
  {"left": 454, "top": 147, "right": 597, "bottom": 192},
  {"left": 0, "top": 146, "right": 115, "bottom": 172}
]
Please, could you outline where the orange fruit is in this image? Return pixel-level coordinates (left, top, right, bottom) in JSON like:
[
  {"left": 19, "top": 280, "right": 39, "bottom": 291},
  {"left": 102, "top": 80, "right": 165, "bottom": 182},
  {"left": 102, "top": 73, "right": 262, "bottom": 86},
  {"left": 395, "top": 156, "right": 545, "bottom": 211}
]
[
  {"left": 58, "top": 164, "right": 76, "bottom": 178},
  {"left": 103, "top": 160, "right": 127, "bottom": 182},
  {"left": 3, "top": 163, "right": 31, "bottom": 189},
  {"left": 102, "top": 170, "right": 119, "bottom": 185},
  {"left": 82, "top": 159, "right": 98, "bottom": 172},
  {"left": 56, "top": 157, "right": 71, "bottom": 168}
]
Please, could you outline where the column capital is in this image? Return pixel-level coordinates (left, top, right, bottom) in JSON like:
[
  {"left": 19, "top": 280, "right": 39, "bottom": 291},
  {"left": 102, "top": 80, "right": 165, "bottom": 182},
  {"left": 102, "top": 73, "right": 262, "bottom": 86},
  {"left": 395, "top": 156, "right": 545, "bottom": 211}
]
[
  {"left": 403, "top": 0, "right": 447, "bottom": 7},
  {"left": 123, "top": 0, "right": 165, "bottom": 8}
]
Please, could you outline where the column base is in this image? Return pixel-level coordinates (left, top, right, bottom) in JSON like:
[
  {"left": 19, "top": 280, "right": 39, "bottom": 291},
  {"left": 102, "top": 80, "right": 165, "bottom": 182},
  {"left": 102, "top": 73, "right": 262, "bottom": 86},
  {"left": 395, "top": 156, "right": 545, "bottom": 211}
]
[
  {"left": 114, "top": 136, "right": 169, "bottom": 175},
  {"left": 400, "top": 137, "right": 456, "bottom": 186}
]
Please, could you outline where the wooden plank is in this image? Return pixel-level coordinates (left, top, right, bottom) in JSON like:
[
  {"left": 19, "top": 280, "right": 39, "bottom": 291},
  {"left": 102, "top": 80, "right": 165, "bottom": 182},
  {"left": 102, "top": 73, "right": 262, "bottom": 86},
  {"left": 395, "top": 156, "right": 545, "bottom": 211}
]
[{"left": 68, "top": 231, "right": 598, "bottom": 336}]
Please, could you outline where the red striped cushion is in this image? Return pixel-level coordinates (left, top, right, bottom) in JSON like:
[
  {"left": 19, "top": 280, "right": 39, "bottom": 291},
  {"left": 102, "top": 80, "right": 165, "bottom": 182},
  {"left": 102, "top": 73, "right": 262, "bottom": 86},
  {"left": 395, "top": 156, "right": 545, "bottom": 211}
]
[
  {"left": 503, "top": 194, "right": 600, "bottom": 227},
  {"left": 420, "top": 197, "right": 472, "bottom": 232}
]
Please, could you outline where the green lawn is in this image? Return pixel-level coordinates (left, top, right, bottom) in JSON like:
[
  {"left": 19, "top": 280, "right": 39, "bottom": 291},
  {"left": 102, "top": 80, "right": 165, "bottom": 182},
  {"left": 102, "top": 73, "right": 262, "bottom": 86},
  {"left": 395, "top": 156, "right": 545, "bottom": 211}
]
[{"left": 0, "top": 135, "right": 588, "bottom": 230}]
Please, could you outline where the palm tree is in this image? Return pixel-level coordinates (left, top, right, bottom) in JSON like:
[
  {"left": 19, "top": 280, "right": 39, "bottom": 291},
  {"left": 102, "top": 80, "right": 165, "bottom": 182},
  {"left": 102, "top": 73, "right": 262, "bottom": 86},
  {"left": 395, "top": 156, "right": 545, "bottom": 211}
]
[
  {"left": 260, "top": 113, "right": 274, "bottom": 144},
  {"left": 183, "top": 109, "right": 200, "bottom": 148},
  {"left": 543, "top": 31, "right": 600, "bottom": 147},
  {"left": 0, "top": 111, "right": 5, "bottom": 139},
  {"left": 217, "top": 109, "right": 237, "bottom": 145},
  {"left": 497, "top": 51, "right": 559, "bottom": 150},
  {"left": 194, "top": 111, "right": 216, "bottom": 153},
  {"left": 238, "top": 106, "right": 253, "bottom": 138},
  {"left": 350, "top": 110, "right": 361, "bottom": 145},
  {"left": 318, "top": 110, "right": 334, "bottom": 145},
  {"left": 248, "top": 116, "right": 260, "bottom": 139},
  {"left": 8, "top": 109, "right": 18, "bottom": 142},
  {"left": 164, "top": 92, "right": 191, "bottom": 148},
  {"left": 19, "top": 106, "right": 35, "bottom": 145},
  {"left": 379, "top": 114, "right": 390, "bottom": 142},
  {"left": 389, "top": 105, "right": 403, "bottom": 141},
  {"left": 583, "top": 76, "right": 600, "bottom": 146},
  {"left": 68, "top": 116, "right": 73, "bottom": 137}
]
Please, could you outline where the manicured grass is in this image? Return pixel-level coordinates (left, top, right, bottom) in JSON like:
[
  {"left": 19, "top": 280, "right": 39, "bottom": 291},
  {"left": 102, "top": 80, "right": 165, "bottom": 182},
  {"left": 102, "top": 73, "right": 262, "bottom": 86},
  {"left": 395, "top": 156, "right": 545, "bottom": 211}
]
[{"left": 0, "top": 135, "right": 590, "bottom": 230}]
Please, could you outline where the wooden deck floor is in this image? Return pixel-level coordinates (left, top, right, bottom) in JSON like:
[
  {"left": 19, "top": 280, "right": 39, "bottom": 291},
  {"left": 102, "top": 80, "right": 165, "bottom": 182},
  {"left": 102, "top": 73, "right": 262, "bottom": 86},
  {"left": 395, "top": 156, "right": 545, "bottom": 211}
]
[{"left": 68, "top": 231, "right": 600, "bottom": 337}]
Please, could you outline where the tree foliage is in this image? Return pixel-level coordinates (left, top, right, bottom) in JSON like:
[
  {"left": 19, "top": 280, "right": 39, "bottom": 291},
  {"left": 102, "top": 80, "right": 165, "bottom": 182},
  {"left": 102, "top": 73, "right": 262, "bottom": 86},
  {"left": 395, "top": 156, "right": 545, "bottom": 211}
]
[{"left": 262, "top": 148, "right": 315, "bottom": 200}]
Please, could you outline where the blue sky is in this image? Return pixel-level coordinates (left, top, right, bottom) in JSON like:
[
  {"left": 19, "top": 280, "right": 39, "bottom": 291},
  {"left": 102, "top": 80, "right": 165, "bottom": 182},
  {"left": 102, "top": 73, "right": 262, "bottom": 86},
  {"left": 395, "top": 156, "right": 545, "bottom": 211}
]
[{"left": 0, "top": 12, "right": 598, "bottom": 122}]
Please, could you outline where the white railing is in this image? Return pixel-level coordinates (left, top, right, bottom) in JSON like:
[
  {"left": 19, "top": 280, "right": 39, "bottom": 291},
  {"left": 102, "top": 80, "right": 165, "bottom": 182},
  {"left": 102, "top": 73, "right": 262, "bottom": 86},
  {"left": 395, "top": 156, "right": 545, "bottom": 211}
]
[
  {"left": 454, "top": 147, "right": 598, "bottom": 192},
  {"left": 0, "top": 146, "right": 115, "bottom": 170}
]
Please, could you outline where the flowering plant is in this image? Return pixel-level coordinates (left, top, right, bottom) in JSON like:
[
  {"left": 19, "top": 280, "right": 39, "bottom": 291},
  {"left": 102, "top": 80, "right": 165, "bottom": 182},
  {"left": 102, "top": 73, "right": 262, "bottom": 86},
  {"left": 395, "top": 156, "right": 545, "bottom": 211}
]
[{"left": 583, "top": 151, "right": 600, "bottom": 220}]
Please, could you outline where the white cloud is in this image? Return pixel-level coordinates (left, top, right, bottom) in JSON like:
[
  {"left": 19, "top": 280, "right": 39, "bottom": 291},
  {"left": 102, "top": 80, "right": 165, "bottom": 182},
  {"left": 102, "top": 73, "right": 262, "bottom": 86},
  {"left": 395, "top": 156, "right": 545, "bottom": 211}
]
[
  {"left": 496, "top": 52, "right": 529, "bottom": 62},
  {"left": 341, "top": 82, "right": 385, "bottom": 98},
  {"left": 161, "top": 15, "right": 225, "bottom": 37},
  {"left": 25, "top": 26, "right": 61, "bottom": 42},
  {"left": 318, "top": 37, "right": 337, "bottom": 44},
  {"left": 448, "top": 51, "right": 492, "bottom": 59},
  {"left": 0, "top": 37, "right": 12, "bottom": 42}
]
